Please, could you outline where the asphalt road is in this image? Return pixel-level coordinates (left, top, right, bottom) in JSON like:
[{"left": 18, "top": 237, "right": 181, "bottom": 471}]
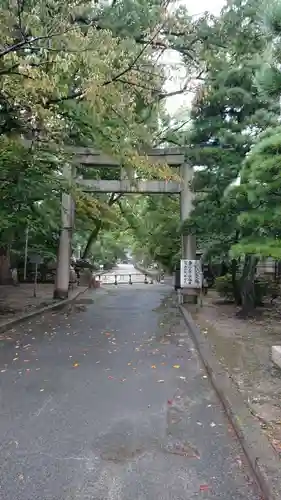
[{"left": 0, "top": 265, "right": 262, "bottom": 499}]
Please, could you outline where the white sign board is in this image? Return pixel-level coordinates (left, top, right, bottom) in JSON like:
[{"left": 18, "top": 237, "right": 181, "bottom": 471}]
[{"left": 180, "top": 259, "right": 202, "bottom": 288}]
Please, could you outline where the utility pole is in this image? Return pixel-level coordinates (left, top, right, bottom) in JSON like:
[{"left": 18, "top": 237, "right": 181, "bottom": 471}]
[
  {"left": 53, "top": 164, "right": 74, "bottom": 299},
  {"left": 180, "top": 163, "right": 197, "bottom": 303}
]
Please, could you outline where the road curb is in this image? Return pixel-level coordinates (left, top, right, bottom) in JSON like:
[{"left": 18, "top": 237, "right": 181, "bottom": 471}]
[
  {"left": 180, "top": 305, "right": 281, "bottom": 500},
  {"left": 0, "top": 286, "right": 89, "bottom": 334}
]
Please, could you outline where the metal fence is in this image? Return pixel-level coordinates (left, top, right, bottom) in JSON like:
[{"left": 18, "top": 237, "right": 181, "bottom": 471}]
[{"left": 96, "top": 273, "right": 155, "bottom": 285}]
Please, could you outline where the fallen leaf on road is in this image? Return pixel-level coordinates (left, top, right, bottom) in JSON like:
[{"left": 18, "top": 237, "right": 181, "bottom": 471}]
[
  {"left": 73, "top": 362, "right": 79, "bottom": 368},
  {"left": 173, "top": 365, "right": 180, "bottom": 369},
  {"left": 199, "top": 485, "right": 210, "bottom": 491},
  {"left": 151, "top": 365, "right": 156, "bottom": 369}
]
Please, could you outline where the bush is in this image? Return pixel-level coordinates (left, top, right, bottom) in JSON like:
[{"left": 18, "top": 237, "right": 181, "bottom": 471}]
[
  {"left": 215, "top": 274, "right": 235, "bottom": 300},
  {"left": 215, "top": 274, "right": 280, "bottom": 304}
]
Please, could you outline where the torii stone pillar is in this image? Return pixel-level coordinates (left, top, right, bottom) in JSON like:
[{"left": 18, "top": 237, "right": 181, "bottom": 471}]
[
  {"left": 180, "top": 163, "right": 197, "bottom": 303},
  {"left": 53, "top": 164, "right": 74, "bottom": 299},
  {"left": 180, "top": 163, "right": 196, "bottom": 259}
]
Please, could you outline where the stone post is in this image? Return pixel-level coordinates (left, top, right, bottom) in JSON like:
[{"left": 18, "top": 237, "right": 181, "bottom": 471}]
[
  {"left": 53, "top": 164, "right": 73, "bottom": 299},
  {"left": 180, "top": 163, "right": 197, "bottom": 303}
]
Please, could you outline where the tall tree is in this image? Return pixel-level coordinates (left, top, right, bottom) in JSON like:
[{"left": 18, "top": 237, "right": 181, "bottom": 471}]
[
  {"left": 0, "top": 0, "right": 172, "bottom": 279},
  {"left": 232, "top": 0, "right": 281, "bottom": 259}
]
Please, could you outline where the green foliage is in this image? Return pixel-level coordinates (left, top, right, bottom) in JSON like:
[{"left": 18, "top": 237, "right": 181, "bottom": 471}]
[
  {"left": 123, "top": 195, "right": 181, "bottom": 272},
  {"left": 215, "top": 273, "right": 279, "bottom": 304},
  {"left": 216, "top": 2, "right": 281, "bottom": 315},
  {"left": 128, "top": 0, "right": 279, "bottom": 274},
  {"left": 215, "top": 274, "right": 236, "bottom": 301},
  {"left": 0, "top": 0, "right": 182, "bottom": 269},
  {"left": 90, "top": 230, "right": 128, "bottom": 268},
  {"left": 184, "top": 0, "right": 280, "bottom": 266},
  {"left": 231, "top": 125, "right": 281, "bottom": 258},
  {"left": 4, "top": 0, "right": 281, "bottom": 309},
  {"left": 123, "top": 0, "right": 281, "bottom": 317},
  {"left": 0, "top": 137, "right": 62, "bottom": 243}
]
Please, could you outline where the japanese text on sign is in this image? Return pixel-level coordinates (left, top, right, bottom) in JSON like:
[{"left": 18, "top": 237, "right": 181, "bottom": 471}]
[{"left": 180, "top": 259, "right": 202, "bottom": 288}]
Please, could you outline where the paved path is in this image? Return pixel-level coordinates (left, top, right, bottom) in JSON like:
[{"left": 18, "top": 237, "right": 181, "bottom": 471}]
[{"left": 0, "top": 272, "right": 261, "bottom": 499}]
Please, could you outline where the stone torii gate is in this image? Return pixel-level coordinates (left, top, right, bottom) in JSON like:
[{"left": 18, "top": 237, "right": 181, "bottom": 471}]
[{"left": 54, "top": 147, "right": 196, "bottom": 298}]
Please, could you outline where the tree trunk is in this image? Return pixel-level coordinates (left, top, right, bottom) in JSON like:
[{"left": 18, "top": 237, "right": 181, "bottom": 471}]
[
  {"left": 239, "top": 255, "right": 259, "bottom": 317},
  {"left": 81, "top": 194, "right": 123, "bottom": 260},
  {"left": 231, "top": 258, "right": 241, "bottom": 305},
  {"left": 0, "top": 246, "right": 12, "bottom": 284},
  {"left": 81, "top": 220, "right": 102, "bottom": 260}
]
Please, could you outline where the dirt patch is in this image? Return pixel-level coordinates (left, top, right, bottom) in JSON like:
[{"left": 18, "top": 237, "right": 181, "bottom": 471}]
[
  {"left": 0, "top": 283, "right": 85, "bottom": 326},
  {"left": 185, "top": 290, "right": 281, "bottom": 458}
]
